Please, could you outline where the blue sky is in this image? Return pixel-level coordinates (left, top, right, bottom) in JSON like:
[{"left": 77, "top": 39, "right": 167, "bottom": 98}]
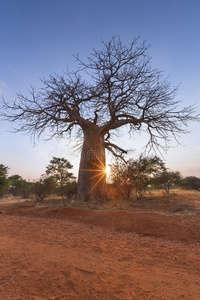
[{"left": 0, "top": 0, "right": 200, "bottom": 180}]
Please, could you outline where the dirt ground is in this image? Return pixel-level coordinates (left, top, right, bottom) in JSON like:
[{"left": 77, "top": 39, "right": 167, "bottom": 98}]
[{"left": 0, "top": 193, "right": 200, "bottom": 299}]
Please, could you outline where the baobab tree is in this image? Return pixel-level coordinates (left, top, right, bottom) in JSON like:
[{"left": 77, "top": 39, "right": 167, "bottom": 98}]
[{"left": 2, "top": 37, "right": 198, "bottom": 201}]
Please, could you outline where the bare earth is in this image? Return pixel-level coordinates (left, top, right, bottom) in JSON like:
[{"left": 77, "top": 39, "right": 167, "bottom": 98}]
[{"left": 0, "top": 196, "right": 200, "bottom": 299}]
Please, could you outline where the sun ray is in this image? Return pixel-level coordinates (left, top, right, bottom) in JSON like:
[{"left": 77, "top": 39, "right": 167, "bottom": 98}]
[
  {"left": 85, "top": 142, "right": 106, "bottom": 168},
  {"left": 80, "top": 141, "right": 107, "bottom": 197},
  {"left": 85, "top": 171, "right": 105, "bottom": 182},
  {"left": 89, "top": 172, "right": 106, "bottom": 193}
]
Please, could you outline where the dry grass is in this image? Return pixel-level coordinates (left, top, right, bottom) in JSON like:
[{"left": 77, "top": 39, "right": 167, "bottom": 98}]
[
  {"left": 1, "top": 189, "right": 200, "bottom": 213},
  {"left": 0, "top": 194, "right": 31, "bottom": 205},
  {"left": 146, "top": 189, "right": 200, "bottom": 206}
]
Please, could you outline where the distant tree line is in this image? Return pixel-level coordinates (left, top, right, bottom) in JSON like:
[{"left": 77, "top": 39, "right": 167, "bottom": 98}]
[
  {"left": 0, "top": 156, "right": 200, "bottom": 201},
  {"left": 0, "top": 157, "right": 77, "bottom": 201}
]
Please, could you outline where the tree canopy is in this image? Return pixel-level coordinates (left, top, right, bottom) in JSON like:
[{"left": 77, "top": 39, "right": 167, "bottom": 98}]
[
  {"left": 3, "top": 37, "right": 197, "bottom": 153},
  {"left": 152, "top": 170, "right": 181, "bottom": 195},
  {"left": 46, "top": 157, "right": 74, "bottom": 184},
  {"left": 0, "top": 164, "right": 9, "bottom": 197},
  {"left": 180, "top": 176, "right": 200, "bottom": 191}
]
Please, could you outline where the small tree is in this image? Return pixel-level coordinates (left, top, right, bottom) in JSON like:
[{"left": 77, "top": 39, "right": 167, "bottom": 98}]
[
  {"left": 152, "top": 170, "right": 181, "bottom": 195},
  {"left": 0, "top": 164, "right": 9, "bottom": 197},
  {"left": 0, "top": 164, "right": 9, "bottom": 177},
  {"left": 180, "top": 176, "right": 200, "bottom": 190},
  {"left": 111, "top": 156, "right": 165, "bottom": 200},
  {"left": 110, "top": 159, "right": 131, "bottom": 199},
  {"left": 45, "top": 157, "right": 75, "bottom": 197},
  {"left": 9, "top": 174, "right": 27, "bottom": 196}
]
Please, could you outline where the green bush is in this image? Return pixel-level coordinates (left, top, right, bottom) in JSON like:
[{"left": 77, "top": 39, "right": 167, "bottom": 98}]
[
  {"left": 62, "top": 181, "right": 77, "bottom": 199},
  {"left": 34, "top": 176, "right": 56, "bottom": 202}
]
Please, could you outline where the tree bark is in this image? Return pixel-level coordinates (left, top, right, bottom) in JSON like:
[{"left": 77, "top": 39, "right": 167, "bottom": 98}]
[{"left": 77, "top": 128, "right": 106, "bottom": 201}]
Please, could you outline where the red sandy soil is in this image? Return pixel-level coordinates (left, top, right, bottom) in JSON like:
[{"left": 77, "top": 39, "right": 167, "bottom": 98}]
[{"left": 0, "top": 201, "right": 200, "bottom": 299}]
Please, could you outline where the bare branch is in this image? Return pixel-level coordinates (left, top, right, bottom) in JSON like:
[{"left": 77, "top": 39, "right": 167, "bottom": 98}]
[
  {"left": 1, "top": 36, "right": 199, "bottom": 152},
  {"left": 105, "top": 143, "right": 127, "bottom": 162}
]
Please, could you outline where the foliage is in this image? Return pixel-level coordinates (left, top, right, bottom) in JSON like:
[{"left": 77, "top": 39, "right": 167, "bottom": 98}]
[
  {"left": 20, "top": 181, "right": 34, "bottom": 198},
  {"left": 152, "top": 170, "right": 182, "bottom": 195},
  {"left": 62, "top": 181, "right": 77, "bottom": 199},
  {"left": 111, "top": 156, "right": 165, "bottom": 200},
  {"left": 34, "top": 176, "right": 56, "bottom": 202},
  {"left": 45, "top": 157, "right": 75, "bottom": 197},
  {"left": 0, "top": 177, "right": 9, "bottom": 197},
  {"left": 0, "top": 164, "right": 9, "bottom": 177},
  {"left": 9, "top": 175, "right": 27, "bottom": 196},
  {"left": 0, "top": 164, "right": 9, "bottom": 197},
  {"left": 180, "top": 176, "right": 200, "bottom": 191},
  {"left": 9, "top": 174, "right": 34, "bottom": 198}
]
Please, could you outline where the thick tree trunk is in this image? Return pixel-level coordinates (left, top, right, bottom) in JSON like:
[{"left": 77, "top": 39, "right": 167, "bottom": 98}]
[{"left": 77, "top": 128, "right": 106, "bottom": 201}]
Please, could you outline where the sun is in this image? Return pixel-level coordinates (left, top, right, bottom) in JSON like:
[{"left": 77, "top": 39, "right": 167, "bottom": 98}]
[{"left": 105, "top": 165, "right": 111, "bottom": 176}]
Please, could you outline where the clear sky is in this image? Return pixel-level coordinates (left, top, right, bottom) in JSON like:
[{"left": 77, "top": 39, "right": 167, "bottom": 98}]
[{"left": 0, "top": 0, "right": 200, "bottom": 180}]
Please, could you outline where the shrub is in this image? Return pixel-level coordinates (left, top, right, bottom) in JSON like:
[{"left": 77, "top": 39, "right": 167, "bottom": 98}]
[
  {"left": 34, "top": 176, "right": 56, "bottom": 202},
  {"left": 62, "top": 181, "right": 77, "bottom": 199}
]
